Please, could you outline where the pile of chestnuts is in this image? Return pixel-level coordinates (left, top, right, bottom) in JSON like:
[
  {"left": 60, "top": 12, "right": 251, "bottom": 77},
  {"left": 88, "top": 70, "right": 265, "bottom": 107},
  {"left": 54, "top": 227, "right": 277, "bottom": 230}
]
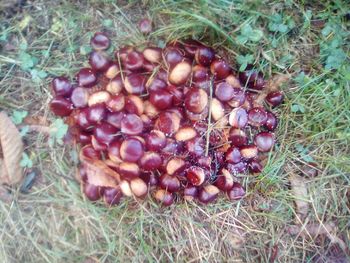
[{"left": 50, "top": 32, "right": 283, "bottom": 206}]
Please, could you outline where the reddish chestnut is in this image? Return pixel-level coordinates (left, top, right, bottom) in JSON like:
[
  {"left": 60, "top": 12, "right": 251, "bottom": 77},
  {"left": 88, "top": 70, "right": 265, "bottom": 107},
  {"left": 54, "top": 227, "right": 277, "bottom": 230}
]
[
  {"left": 265, "top": 91, "right": 284, "bottom": 107},
  {"left": 84, "top": 183, "right": 102, "bottom": 201},
  {"left": 164, "top": 48, "right": 184, "bottom": 68},
  {"left": 119, "top": 162, "right": 140, "bottom": 180},
  {"left": 94, "top": 121, "right": 118, "bottom": 145},
  {"left": 240, "top": 145, "right": 258, "bottom": 160},
  {"left": 150, "top": 90, "right": 173, "bottom": 110},
  {"left": 184, "top": 88, "right": 208, "bottom": 113},
  {"left": 229, "top": 128, "right": 248, "bottom": 147},
  {"left": 210, "top": 59, "right": 231, "bottom": 79},
  {"left": 104, "top": 187, "right": 122, "bottom": 205},
  {"left": 184, "top": 185, "right": 198, "bottom": 201},
  {"left": 215, "top": 168, "right": 234, "bottom": 191},
  {"left": 139, "top": 152, "right": 162, "bottom": 171},
  {"left": 120, "top": 137, "right": 144, "bottom": 162},
  {"left": 248, "top": 107, "right": 268, "bottom": 127},
  {"left": 185, "top": 137, "right": 205, "bottom": 157},
  {"left": 121, "top": 114, "right": 144, "bottom": 135},
  {"left": 265, "top": 111, "right": 278, "bottom": 131},
  {"left": 154, "top": 189, "right": 174, "bottom": 206},
  {"left": 215, "top": 82, "right": 235, "bottom": 102},
  {"left": 186, "top": 166, "right": 206, "bottom": 186},
  {"left": 248, "top": 159, "right": 263, "bottom": 173},
  {"left": 254, "top": 132, "right": 275, "bottom": 152},
  {"left": 228, "top": 107, "right": 248, "bottom": 128},
  {"left": 87, "top": 104, "right": 107, "bottom": 124},
  {"left": 145, "top": 130, "right": 166, "bottom": 152},
  {"left": 52, "top": 76, "right": 73, "bottom": 97},
  {"left": 159, "top": 173, "right": 181, "bottom": 192},
  {"left": 195, "top": 46, "right": 215, "bottom": 66},
  {"left": 76, "top": 68, "right": 97, "bottom": 87},
  {"left": 89, "top": 51, "right": 110, "bottom": 72},
  {"left": 166, "top": 157, "right": 186, "bottom": 176},
  {"left": 143, "top": 47, "right": 162, "bottom": 64},
  {"left": 106, "top": 111, "right": 125, "bottom": 129},
  {"left": 105, "top": 62, "right": 120, "bottom": 79},
  {"left": 124, "top": 51, "right": 144, "bottom": 71},
  {"left": 130, "top": 178, "right": 148, "bottom": 198},
  {"left": 175, "top": 127, "right": 197, "bottom": 142},
  {"left": 90, "top": 32, "right": 110, "bottom": 51},
  {"left": 108, "top": 140, "right": 122, "bottom": 163},
  {"left": 88, "top": 91, "right": 111, "bottom": 107},
  {"left": 169, "top": 61, "right": 192, "bottom": 86},
  {"left": 71, "top": 87, "right": 89, "bottom": 108},
  {"left": 124, "top": 74, "right": 146, "bottom": 94},
  {"left": 81, "top": 145, "right": 101, "bottom": 159},
  {"left": 227, "top": 182, "right": 245, "bottom": 200},
  {"left": 225, "top": 146, "right": 242, "bottom": 164},
  {"left": 106, "top": 75, "right": 124, "bottom": 94},
  {"left": 125, "top": 95, "right": 144, "bottom": 116},
  {"left": 226, "top": 161, "right": 247, "bottom": 175},
  {"left": 155, "top": 112, "right": 180, "bottom": 135},
  {"left": 50, "top": 96, "right": 73, "bottom": 117},
  {"left": 106, "top": 94, "right": 125, "bottom": 112},
  {"left": 198, "top": 185, "right": 220, "bottom": 204}
]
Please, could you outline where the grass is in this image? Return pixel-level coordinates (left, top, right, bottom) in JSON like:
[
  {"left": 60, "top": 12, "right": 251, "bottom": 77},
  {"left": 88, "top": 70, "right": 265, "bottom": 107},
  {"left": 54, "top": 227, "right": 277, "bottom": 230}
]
[{"left": 0, "top": 0, "right": 349, "bottom": 262}]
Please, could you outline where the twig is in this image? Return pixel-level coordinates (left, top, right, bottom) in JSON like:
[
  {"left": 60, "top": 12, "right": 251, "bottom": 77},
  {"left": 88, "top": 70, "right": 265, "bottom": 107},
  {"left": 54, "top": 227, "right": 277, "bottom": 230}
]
[{"left": 205, "top": 77, "right": 214, "bottom": 156}]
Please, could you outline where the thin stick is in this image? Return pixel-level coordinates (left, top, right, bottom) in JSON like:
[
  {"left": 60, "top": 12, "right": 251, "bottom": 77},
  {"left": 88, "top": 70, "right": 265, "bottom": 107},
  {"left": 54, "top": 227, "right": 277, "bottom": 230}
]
[{"left": 205, "top": 77, "right": 214, "bottom": 156}]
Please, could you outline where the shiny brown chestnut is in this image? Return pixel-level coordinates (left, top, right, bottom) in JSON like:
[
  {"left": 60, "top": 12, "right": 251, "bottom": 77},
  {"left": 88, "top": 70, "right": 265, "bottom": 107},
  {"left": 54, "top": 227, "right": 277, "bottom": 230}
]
[
  {"left": 215, "top": 168, "right": 234, "bottom": 191},
  {"left": 89, "top": 51, "right": 110, "bottom": 72},
  {"left": 159, "top": 173, "right": 181, "bottom": 192},
  {"left": 215, "top": 82, "right": 235, "bottom": 102},
  {"left": 124, "top": 74, "right": 146, "bottom": 94},
  {"left": 94, "top": 121, "right": 118, "bottom": 145},
  {"left": 90, "top": 32, "right": 110, "bottom": 51},
  {"left": 184, "top": 88, "right": 208, "bottom": 114},
  {"left": 130, "top": 178, "right": 148, "bottom": 198},
  {"left": 52, "top": 77, "right": 73, "bottom": 97},
  {"left": 227, "top": 182, "right": 245, "bottom": 201},
  {"left": 121, "top": 113, "right": 144, "bottom": 135},
  {"left": 248, "top": 107, "right": 268, "bottom": 127},
  {"left": 154, "top": 189, "right": 174, "bottom": 206},
  {"left": 84, "top": 183, "right": 103, "bottom": 201},
  {"left": 183, "top": 185, "right": 198, "bottom": 201},
  {"left": 198, "top": 185, "right": 220, "bottom": 204},
  {"left": 139, "top": 152, "right": 162, "bottom": 171},
  {"left": 150, "top": 90, "right": 173, "bottom": 110},
  {"left": 76, "top": 68, "right": 97, "bottom": 87},
  {"left": 120, "top": 137, "right": 144, "bottom": 162},
  {"left": 103, "top": 187, "right": 123, "bottom": 205},
  {"left": 265, "top": 91, "right": 284, "bottom": 107},
  {"left": 210, "top": 59, "right": 231, "bottom": 79},
  {"left": 254, "top": 132, "right": 275, "bottom": 152},
  {"left": 50, "top": 96, "right": 73, "bottom": 117},
  {"left": 195, "top": 46, "right": 215, "bottom": 66},
  {"left": 169, "top": 61, "right": 192, "bottom": 86},
  {"left": 145, "top": 130, "right": 166, "bottom": 152}
]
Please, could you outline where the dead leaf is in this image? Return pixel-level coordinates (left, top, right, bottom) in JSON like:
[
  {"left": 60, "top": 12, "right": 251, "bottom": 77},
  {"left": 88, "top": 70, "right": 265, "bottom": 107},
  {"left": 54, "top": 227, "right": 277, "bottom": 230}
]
[
  {"left": 289, "top": 173, "right": 309, "bottom": 221},
  {"left": 80, "top": 151, "right": 120, "bottom": 188},
  {"left": 0, "top": 112, "right": 24, "bottom": 185},
  {"left": 21, "top": 115, "right": 51, "bottom": 134},
  {"left": 254, "top": 74, "right": 290, "bottom": 106}
]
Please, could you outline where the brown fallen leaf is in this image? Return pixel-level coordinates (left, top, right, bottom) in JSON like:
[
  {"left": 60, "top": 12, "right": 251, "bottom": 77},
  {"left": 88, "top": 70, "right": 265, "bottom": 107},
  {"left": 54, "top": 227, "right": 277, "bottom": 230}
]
[
  {"left": 80, "top": 152, "right": 120, "bottom": 188},
  {"left": 254, "top": 74, "right": 290, "bottom": 106},
  {"left": 289, "top": 173, "right": 309, "bottom": 221},
  {"left": 0, "top": 112, "right": 24, "bottom": 185}
]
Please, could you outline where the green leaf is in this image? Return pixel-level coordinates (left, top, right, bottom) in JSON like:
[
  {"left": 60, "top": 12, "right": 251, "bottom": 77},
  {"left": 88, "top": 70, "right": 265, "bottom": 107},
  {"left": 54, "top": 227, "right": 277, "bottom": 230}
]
[
  {"left": 291, "top": 104, "right": 305, "bottom": 113},
  {"left": 102, "top": 19, "right": 113, "bottom": 27},
  {"left": 30, "top": 69, "right": 48, "bottom": 82},
  {"left": 20, "top": 126, "right": 30, "bottom": 137},
  {"left": 249, "top": 29, "right": 263, "bottom": 42},
  {"left": 11, "top": 110, "right": 28, "bottom": 124},
  {"left": 18, "top": 52, "right": 38, "bottom": 71},
  {"left": 236, "top": 35, "right": 248, "bottom": 45},
  {"left": 20, "top": 152, "right": 33, "bottom": 168},
  {"left": 49, "top": 119, "right": 68, "bottom": 145}
]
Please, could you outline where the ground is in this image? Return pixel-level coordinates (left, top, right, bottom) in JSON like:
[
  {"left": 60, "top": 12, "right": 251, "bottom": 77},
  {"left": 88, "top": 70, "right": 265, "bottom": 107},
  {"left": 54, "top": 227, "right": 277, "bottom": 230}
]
[{"left": 0, "top": 0, "right": 349, "bottom": 262}]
